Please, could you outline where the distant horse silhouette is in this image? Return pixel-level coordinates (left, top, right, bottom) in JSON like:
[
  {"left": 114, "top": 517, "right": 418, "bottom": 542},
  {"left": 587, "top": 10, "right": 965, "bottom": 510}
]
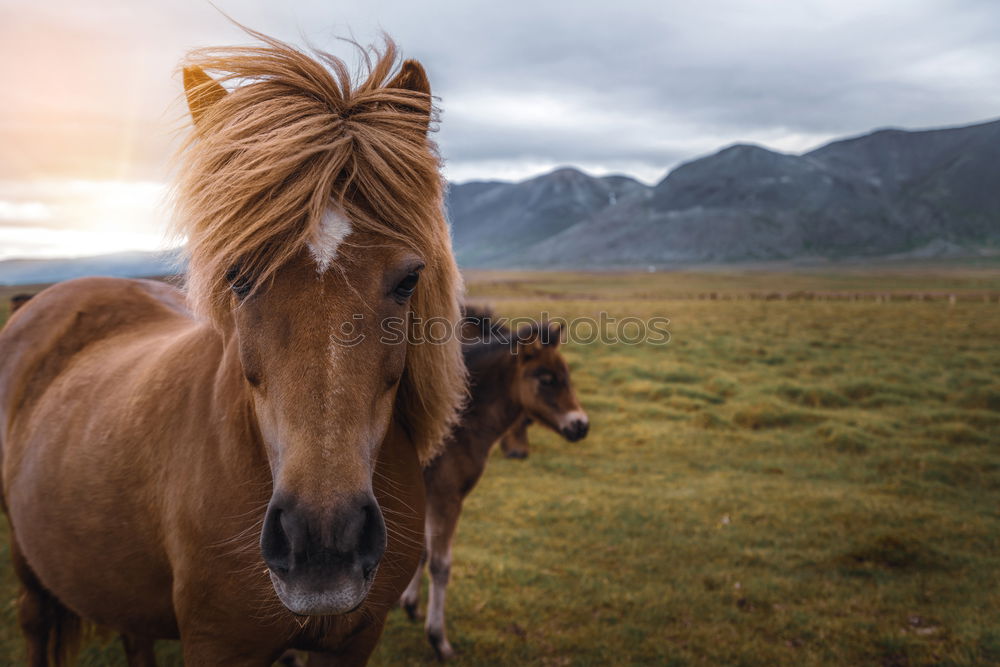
[
  {"left": 0, "top": 30, "right": 464, "bottom": 666},
  {"left": 399, "top": 305, "right": 589, "bottom": 660},
  {"left": 9, "top": 294, "right": 33, "bottom": 314}
]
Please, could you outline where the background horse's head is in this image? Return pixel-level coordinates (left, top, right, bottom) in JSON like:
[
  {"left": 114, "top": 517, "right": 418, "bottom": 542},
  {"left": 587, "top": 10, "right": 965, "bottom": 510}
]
[
  {"left": 9, "top": 294, "right": 33, "bottom": 314},
  {"left": 175, "top": 33, "right": 464, "bottom": 616},
  {"left": 512, "top": 321, "right": 589, "bottom": 442}
]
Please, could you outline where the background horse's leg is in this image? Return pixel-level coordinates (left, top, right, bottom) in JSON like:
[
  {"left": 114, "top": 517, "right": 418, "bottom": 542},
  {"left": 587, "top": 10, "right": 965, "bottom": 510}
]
[
  {"left": 10, "top": 536, "right": 79, "bottom": 667},
  {"left": 14, "top": 580, "right": 49, "bottom": 667},
  {"left": 307, "top": 620, "right": 384, "bottom": 667},
  {"left": 399, "top": 547, "right": 426, "bottom": 621},
  {"left": 120, "top": 634, "right": 157, "bottom": 666},
  {"left": 425, "top": 502, "right": 461, "bottom": 661}
]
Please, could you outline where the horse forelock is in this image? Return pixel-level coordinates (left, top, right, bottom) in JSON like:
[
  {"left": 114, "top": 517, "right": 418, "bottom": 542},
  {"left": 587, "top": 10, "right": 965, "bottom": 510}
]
[
  {"left": 173, "top": 31, "right": 444, "bottom": 312},
  {"left": 172, "top": 30, "right": 465, "bottom": 463}
]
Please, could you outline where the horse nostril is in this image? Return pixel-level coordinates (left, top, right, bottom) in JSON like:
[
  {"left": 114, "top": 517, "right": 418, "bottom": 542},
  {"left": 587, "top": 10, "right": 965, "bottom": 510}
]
[
  {"left": 576, "top": 419, "right": 590, "bottom": 439},
  {"left": 262, "top": 493, "right": 385, "bottom": 583},
  {"left": 356, "top": 499, "right": 386, "bottom": 577},
  {"left": 260, "top": 504, "right": 292, "bottom": 574}
]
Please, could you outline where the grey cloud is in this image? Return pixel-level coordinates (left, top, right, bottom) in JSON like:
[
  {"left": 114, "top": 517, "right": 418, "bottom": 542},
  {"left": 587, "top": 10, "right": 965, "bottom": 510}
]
[{"left": 1, "top": 0, "right": 998, "bottom": 184}]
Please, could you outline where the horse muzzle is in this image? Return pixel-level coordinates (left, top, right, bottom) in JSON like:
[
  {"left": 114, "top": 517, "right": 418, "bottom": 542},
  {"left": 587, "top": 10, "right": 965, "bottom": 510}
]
[
  {"left": 559, "top": 411, "right": 590, "bottom": 442},
  {"left": 260, "top": 491, "right": 386, "bottom": 615}
]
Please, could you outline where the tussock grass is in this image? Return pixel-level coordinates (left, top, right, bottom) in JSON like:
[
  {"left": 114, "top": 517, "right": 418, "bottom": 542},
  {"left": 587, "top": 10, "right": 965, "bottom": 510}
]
[
  {"left": 815, "top": 423, "right": 872, "bottom": 454},
  {"left": 917, "top": 409, "right": 1000, "bottom": 430},
  {"left": 776, "top": 383, "right": 851, "bottom": 409},
  {"left": 837, "top": 533, "right": 947, "bottom": 571},
  {"left": 955, "top": 386, "right": 1000, "bottom": 412},
  {"left": 692, "top": 411, "right": 731, "bottom": 430},
  {"left": 1, "top": 269, "right": 999, "bottom": 665},
  {"left": 927, "top": 423, "right": 990, "bottom": 446},
  {"left": 733, "top": 402, "right": 824, "bottom": 430}
]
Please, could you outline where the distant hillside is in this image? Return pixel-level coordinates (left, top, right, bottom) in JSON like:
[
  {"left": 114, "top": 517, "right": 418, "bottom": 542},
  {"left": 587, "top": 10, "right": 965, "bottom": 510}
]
[
  {"left": 449, "top": 170, "right": 647, "bottom": 266},
  {"left": 448, "top": 118, "right": 1000, "bottom": 267},
  {"left": 0, "top": 251, "right": 180, "bottom": 286}
]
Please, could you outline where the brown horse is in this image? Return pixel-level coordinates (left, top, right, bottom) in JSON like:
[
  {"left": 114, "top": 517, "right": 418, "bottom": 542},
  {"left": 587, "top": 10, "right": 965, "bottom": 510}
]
[
  {"left": 399, "top": 305, "right": 589, "bottom": 660},
  {"left": 499, "top": 414, "right": 533, "bottom": 459},
  {"left": 0, "top": 31, "right": 464, "bottom": 666}
]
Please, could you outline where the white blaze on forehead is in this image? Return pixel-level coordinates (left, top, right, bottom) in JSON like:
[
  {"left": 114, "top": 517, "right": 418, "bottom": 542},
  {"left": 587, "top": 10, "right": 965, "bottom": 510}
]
[{"left": 308, "top": 207, "right": 353, "bottom": 273}]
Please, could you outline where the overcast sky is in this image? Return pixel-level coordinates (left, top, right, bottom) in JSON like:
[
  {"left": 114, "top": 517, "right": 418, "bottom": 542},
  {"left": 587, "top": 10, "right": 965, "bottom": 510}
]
[{"left": 1, "top": 0, "right": 998, "bottom": 257}]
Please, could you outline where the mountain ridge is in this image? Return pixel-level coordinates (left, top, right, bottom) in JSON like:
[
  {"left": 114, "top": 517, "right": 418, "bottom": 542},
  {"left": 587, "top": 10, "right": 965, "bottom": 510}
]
[
  {"left": 449, "top": 117, "right": 1000, "bottom": 267},
  {"left": 1, "top": 118, "right": 996, "bottom": 284}
]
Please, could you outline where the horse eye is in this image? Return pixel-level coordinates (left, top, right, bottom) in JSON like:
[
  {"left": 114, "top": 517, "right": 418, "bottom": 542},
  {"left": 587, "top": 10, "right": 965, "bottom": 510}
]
[
  {"left": 538, "top": 372, "right": 556, "bottom": 387},
  {"left": 226, "top": 267, "right": 253, "bottom": 300},
  {"left": 393, "top": 272, "right": 420, "bottom": 301}
]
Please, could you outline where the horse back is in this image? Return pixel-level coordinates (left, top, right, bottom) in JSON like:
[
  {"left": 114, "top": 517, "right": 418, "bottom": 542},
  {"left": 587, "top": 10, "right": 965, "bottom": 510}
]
[{"left": 0, "top": 277, "right": 193, "bottom": 479}]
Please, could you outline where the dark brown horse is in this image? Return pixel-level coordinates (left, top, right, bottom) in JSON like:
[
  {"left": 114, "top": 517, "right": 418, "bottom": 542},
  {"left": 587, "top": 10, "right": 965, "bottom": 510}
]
[
  {"left": 399, "top": 305, "right": 589, "bottom": 660},
  {"left": 0, "top": 32, "right": 464, "bottom": 666},
  {"left": 9, "top": 294, "right": 33, "bottom": 314}
]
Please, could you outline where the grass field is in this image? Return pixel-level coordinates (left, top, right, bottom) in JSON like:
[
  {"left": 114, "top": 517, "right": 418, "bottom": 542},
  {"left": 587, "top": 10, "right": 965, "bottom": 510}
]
[{"left": 1, "top": 268, "right": 999, "bottom": 665}]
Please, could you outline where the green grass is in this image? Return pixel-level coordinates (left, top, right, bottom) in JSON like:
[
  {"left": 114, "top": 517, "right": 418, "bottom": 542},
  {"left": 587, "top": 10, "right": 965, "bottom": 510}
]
[{"left": 2, "top": 269, "right": 999, "bottom": 665}]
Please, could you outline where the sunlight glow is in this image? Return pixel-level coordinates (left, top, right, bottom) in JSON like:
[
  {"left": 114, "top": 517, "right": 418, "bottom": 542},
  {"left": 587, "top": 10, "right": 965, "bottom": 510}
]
[{"left": 0, "top": 180, "right": 172, "bottom": 260}]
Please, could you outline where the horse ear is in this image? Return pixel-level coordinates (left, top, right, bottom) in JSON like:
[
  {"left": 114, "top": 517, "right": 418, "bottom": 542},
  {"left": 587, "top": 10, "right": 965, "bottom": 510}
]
[
  {"left": 515, "top": 323, "right": 542, "bottom": 360},
  {"left": 387, "top": 59, "right": 431, "bottom": 134},
  {"left": 543, "top": 321, "right": 562, "bottom": 347},
  {"left": 183, "top": 66, "right": 227, "bottom": 126},
  {"left": 389, "top": 59, "right": 431, "bottom": 97}
]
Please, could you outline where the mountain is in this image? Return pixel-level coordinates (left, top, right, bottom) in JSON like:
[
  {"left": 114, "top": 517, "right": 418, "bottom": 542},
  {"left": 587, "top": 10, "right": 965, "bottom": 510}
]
[
  {"left": 448, "top": 118, "right": 1000, "bottom": 267},
  {"left": 0, "top": 250, "right": 180, "bottom": 286},
  {"left": 3, "top": 119, "right": 996, "bottom": 284},
  {"left": 448, "top": 168, "right": 647, "bottom": 265}
]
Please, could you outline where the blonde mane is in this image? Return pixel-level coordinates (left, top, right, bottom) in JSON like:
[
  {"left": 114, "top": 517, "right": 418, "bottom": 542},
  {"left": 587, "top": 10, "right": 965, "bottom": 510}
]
[{"left": 173, "top": 31, "right": 465, "bottom": 462}]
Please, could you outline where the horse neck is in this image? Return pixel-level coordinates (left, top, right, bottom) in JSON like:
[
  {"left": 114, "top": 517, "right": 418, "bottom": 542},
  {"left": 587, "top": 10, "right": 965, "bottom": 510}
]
[
  {"left": 456, "top": 346, "right": 523, "bottom": 460},
  {"left": 211, "top": 326, "right": 269, "bottom": 474}
]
